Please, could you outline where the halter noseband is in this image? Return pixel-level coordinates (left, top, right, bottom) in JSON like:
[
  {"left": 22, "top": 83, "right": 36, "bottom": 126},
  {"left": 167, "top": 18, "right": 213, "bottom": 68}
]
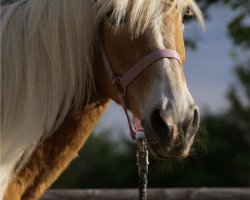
[{"left": 99, "top": 37, "right": 182, "bottom": 140}]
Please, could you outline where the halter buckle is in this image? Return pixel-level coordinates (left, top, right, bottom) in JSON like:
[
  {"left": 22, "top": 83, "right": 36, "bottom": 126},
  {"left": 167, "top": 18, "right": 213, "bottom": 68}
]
[{"left": 112, "top": 76, "right": 126, "bottom": 95}]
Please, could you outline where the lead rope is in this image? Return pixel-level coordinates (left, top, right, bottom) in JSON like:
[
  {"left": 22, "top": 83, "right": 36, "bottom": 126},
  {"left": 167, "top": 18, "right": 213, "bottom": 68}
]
[
  {"left": 134, "top": 118, "right": 149, "bottom": 200},
  {"left": 136, "top": 136, "right": 149, "bottom": 200},
  {"left": 118, "top": 91, "right": 149, "bottom": 200},
  {"left": 117, "top": 88, "right": 149, "bottom": 200}
]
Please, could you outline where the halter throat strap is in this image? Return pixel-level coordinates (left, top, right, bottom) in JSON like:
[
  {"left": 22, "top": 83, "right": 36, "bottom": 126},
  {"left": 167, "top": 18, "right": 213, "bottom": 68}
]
[{"left": 99, "top": 37, "right": 182, "bottom": 139}]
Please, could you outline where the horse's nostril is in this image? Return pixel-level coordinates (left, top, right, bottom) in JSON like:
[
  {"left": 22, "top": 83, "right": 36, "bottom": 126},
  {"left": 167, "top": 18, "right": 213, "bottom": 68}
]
[
  {"left": 150, "top": 109, "right": 171, "bottom": 140},
  {"left": 184, "top": 106, "right": 200, "bottom": 138},
  {"left": 192, "top": 108, "right": 200, "bottom": 128},
  {"left": 149, "top": 106, "right": 200, "bottom": 140}
]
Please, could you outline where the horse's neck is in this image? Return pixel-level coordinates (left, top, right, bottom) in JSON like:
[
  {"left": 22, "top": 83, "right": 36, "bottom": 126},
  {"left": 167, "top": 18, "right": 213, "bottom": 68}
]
[
  {"left": 4, "top": 97, "right": 110, "bottom": 200},
  {"left": 79, "top": 97, "right": 110, "bottom": 131}
]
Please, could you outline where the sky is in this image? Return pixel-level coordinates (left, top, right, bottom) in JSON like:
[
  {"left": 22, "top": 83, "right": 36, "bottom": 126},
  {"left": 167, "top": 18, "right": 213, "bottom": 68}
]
[
  {"left": 94, "top": 5, "right": 242, "bottom": 136},
  {"left": 184, "top": 5, "right": 237, "bottom": 113}
]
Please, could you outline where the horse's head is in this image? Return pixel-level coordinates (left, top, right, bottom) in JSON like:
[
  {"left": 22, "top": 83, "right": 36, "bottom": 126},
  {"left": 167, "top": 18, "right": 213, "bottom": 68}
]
[{"left": 96, "top": 0, "right": 203, "bottom": 160}]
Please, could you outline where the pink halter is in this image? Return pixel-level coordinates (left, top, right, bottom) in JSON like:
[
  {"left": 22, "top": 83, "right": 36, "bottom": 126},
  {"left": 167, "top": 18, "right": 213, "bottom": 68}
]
[{"left": 99, "top": 37, "right": 182, "bottom": 140}]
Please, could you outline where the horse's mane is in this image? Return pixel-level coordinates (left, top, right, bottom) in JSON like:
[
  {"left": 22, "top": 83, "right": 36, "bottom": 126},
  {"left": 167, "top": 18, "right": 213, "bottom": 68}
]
[{"left": 0, "top": 0, "right": 203, "bottom": 197}]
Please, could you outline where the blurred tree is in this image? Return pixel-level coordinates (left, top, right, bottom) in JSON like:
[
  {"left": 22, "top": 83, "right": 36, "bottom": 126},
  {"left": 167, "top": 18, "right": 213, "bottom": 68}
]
[
  {"left": 201, "top": 0, "right": 250, "bottom": 48},
  {"left": 0, "top": 0, "right": 11, "bottom": 5}
]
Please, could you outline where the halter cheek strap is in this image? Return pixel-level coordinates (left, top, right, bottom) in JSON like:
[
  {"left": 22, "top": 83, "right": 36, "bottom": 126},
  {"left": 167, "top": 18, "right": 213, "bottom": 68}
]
[{"left": 99, "top": 38, "right": 182, "bottom": 140}]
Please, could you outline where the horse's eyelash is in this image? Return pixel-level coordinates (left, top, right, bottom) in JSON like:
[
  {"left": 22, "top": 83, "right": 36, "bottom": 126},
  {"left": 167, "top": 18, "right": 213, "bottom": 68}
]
[{"left": 184, "top": 6, "right": 194, "bottom": 17}]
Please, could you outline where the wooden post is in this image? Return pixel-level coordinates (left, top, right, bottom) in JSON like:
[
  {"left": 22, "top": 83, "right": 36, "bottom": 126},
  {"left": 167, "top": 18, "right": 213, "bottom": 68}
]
[{"left": 42, "top": 188, "right": 250, "bottom": 200}]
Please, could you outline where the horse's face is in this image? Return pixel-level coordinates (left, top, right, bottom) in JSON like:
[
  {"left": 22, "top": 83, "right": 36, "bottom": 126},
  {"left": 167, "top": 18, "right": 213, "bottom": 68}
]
[{"left": 101, "top": 5, "right": 200, "bottom": 160}]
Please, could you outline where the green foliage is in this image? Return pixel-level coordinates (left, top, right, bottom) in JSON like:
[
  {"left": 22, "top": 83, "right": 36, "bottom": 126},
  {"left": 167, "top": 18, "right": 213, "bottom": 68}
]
[
  {"left": 200, "top": 115, "right": 250, "bottom": 186},
  {"left": 226, "top": 60, "right": 250, "bottom": 148},
  {"left": 228, "top": 15, "right": 250, "bottom": 49}
]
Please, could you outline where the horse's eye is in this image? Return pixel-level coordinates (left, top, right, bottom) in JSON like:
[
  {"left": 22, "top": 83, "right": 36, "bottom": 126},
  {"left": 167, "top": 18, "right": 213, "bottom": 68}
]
[
  {"left": 106, "top": 10, "right": 116, "bottom": 25},
  {"left": 106, "top": 10, "right": 126, "bottom": 26},
  {"left": 182, "top": 7, "right": 194, "bottom": 24}
]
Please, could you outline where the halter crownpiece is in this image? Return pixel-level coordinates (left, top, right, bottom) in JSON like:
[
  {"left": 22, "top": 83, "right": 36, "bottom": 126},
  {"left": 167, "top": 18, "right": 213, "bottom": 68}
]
[{"left": 99, "top": 36, "right": 182, "bottom": 139}]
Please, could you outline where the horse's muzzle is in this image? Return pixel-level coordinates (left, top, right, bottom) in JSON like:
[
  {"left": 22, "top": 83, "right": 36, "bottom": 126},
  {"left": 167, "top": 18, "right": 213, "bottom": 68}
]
[{"left": 143, "top": 105, "right": 200, "bottom": 160}]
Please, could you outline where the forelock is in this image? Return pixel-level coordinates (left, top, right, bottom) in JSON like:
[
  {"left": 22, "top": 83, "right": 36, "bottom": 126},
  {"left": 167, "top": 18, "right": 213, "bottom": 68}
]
[{"left": 95, "top": 0, "right": 204, "bottom": 36}]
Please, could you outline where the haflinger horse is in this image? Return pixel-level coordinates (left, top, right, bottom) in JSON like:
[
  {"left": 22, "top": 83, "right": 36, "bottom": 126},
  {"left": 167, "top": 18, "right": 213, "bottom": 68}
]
[{"left": 1, "top": 0, "right": 204, "bottom": 199}]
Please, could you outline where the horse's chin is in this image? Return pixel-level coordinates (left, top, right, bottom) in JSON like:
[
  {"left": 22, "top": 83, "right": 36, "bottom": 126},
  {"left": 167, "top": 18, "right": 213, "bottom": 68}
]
[
  {"left": 144, "top": 131, "right": 191, "bottom": 161},
  {"left": 149, "top": 144, "right": 189, "bottom": 161},
  {"left": 141, "top": 118, "right": 195, "bottom": 161}
]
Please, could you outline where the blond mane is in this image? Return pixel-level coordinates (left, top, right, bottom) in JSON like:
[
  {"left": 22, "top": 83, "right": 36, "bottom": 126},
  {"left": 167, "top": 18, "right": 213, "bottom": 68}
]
[{"left": 0, "top": 0, "right": 203, "bottom": 197}]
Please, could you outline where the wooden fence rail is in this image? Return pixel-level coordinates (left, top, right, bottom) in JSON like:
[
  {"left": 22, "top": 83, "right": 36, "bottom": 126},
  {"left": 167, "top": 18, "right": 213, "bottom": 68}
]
[{"left": 42, "top": 188, "right": 250, "bottom": 200}]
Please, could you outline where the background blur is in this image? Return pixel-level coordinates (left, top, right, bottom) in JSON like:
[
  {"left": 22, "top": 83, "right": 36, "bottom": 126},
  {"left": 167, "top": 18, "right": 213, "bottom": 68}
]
[{"left": 2, "top": 0, "right": 250, "bottom": 188}]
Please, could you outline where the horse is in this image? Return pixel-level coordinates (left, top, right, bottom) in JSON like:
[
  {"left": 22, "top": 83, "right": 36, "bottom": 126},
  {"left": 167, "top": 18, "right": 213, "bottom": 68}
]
[{"left": 0, "top": 0, "right": 204, "bottom": 199}]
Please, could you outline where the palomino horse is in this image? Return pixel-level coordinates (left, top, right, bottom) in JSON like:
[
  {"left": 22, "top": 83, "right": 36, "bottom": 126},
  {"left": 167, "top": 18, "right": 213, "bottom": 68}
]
[{"left": 0, "top": 0, "right": 204, "bottom": 199}]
